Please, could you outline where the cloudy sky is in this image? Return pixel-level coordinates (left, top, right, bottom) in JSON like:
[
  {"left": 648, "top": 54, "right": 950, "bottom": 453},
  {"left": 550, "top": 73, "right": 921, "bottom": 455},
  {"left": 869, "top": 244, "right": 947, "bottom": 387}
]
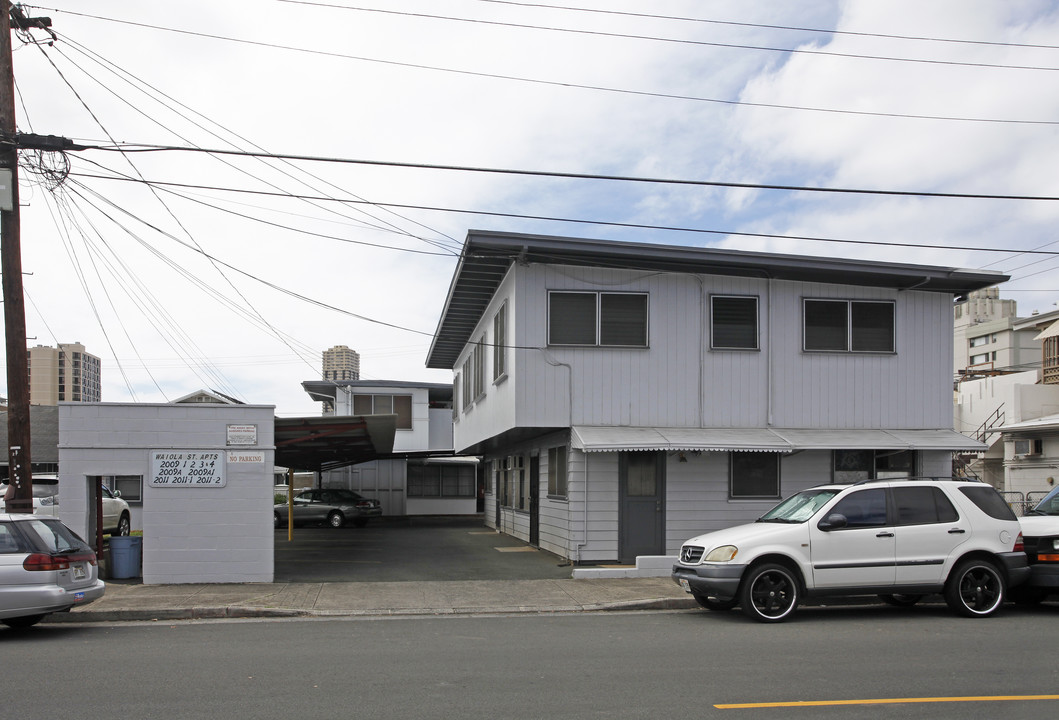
[{"left": 4, "top": 0, "right": 1058, "bottom": 416}]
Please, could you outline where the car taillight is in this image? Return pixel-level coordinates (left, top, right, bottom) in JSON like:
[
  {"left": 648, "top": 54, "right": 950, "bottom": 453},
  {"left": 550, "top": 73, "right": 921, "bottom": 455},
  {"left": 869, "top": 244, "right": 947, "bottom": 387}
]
[
  {"left": 356, "top": 501, "right": 373, "bottom": 508},
  {"left": 1014, "top": 532, "right": 1025, "bottom": 553},
  {"left": 22, "top": 551, "right": 97, "bottom": 571},
  {"left": 23, "top": 553, "right": 70, "bottom": 571}
]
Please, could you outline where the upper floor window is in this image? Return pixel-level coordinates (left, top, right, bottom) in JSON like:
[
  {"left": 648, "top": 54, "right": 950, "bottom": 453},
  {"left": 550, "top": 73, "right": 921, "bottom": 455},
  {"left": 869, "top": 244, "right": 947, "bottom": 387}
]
[
  {"left": 473, "top": 338, "right": 485, "bottom": 399},
  {"left": 969, "top": 335, "right": 989, "bottom": 348},
  {"left": 548, "top": 291, "right": 648, "bottom": 347},
  {"left": 804, "top": 299, "right": 894, "bottom": 353},
  {"left": 493, "top": 303, "right": 507, "bottom": 381},
  {"left": 711, "top": 295, "right": 758, "bottom": 350},
  {"left": 461, "top": 357, "right": 473, "bottom": 410},
  {"left": 353, "top": 394, "right": 413, "bottom": 429}
]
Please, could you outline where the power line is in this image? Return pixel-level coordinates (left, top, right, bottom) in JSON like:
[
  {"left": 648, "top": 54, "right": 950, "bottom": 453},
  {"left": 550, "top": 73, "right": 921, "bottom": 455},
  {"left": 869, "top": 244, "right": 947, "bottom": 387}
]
[
  {"left": 65, "top": 178, "right": 436, "bottom": 337},
  {"left": 68, "top": 169, "right": 1059, "bottom": 259},
  {"left": 38, "top": 13, "right": 1058, "bottom": 126},
  {"left": 74, "top": 143, "right": 1059, "bottom": 202},
  {"left": 73, "top": 158, "right": 457, "bottom": 258},
  {"left": 467, "top": 0, "right": 1059, "bottom": 52},
  {"left": 278, "top": 0, "right": 1059, "bottom": 73}
]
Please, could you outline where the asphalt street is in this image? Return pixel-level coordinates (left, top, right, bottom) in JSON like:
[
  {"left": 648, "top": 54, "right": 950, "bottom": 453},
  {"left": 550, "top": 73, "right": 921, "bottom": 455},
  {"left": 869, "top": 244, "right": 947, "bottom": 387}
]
[{"left": 5, "top": 607, "right": 1059, "bottom": 720}]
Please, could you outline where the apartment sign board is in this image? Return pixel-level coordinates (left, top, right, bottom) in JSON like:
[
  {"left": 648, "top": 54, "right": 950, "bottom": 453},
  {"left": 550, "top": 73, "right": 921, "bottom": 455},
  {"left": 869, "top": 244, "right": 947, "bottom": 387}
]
[{"left": 150, "top": 450, "right": 226, "bottom": 487}]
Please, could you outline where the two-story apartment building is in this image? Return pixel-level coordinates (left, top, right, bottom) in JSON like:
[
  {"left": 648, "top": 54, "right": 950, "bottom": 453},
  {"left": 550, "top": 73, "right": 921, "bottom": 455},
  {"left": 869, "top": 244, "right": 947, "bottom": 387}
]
[
  {"left": 301, "top": 379, "right": 479, "bottom": 516},
  {"left": 427, "top": 231, "right": 1004, "bottom": 564}
]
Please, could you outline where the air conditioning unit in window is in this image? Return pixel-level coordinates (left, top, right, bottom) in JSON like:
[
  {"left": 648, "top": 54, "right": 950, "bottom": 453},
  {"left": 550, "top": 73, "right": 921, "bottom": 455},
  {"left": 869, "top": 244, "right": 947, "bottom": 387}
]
[{"left": 1014, "top": 438, "right": 1043, "bottom": 457}]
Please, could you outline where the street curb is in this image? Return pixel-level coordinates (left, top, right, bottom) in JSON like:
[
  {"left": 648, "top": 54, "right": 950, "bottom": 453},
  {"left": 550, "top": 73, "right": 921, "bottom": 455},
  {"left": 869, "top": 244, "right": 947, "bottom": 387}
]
[
  {"left": 44, "top": 606, "right": 307, "bottom": 623},
  {"left": 43, "top": 597, "right": 698, "bottom": 623}
]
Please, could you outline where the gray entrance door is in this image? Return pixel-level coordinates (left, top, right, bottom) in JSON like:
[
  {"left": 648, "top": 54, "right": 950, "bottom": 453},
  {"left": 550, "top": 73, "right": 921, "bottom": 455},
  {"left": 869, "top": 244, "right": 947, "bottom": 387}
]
[{"left": 619, "top": 452, "right": 665, "bottom": 564}]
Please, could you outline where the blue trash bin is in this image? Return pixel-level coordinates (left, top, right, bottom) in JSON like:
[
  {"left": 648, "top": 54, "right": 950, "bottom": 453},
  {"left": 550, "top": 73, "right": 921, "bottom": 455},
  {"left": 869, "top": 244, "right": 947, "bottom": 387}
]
[{"left": 109, "top": 535, "right": 142, "bottom": 579}]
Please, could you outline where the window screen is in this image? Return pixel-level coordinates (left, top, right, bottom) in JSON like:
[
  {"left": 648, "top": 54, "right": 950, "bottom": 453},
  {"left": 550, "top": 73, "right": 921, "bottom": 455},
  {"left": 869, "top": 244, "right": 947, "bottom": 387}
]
[
  {"left": 549, "top": 292, "right": 597, "bottom": 345},
  {"left": 600, "top": 293, "right": 648, "bottom": 346},
  {"left": 730, "top": 453, "right": 780, "bottom": 499},
  {"left": 804, "top": 299, "right": 848, "bottom": 351},
  {"left": 712, "top": 296, "right": 758, "bottom": 349}
]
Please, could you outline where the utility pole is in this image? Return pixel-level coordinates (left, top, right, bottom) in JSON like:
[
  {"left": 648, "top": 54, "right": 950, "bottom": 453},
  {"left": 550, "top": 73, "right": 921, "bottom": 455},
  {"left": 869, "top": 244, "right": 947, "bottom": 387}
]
[{"left": 0, "top": 0, "right": 30, "bottom": 513}]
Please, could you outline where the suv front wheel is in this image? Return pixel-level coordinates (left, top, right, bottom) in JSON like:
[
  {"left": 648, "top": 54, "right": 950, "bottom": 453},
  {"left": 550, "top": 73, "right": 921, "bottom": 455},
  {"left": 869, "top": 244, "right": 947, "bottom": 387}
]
[
  {"left": 740, "top": 563, "right": 800, "bottom": 623},
  {"left": 944, "top": 558, "right": 1005, "bottom": 617}
]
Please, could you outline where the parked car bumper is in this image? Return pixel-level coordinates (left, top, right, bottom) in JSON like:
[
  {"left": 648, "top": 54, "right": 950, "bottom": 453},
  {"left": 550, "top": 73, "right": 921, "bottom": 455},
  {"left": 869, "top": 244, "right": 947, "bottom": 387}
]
[
  {"left": 672, "top": 563, "right": 747, "bottom": 600},
  {"left": 0, "top": 578, "right": 105, "bottom": 620},
  {"left": 998, "top": 551, "right": 1031, "bottom": 588},
  {"left": 1026, "top": 562, "right": 1059, "bottom": 589}
]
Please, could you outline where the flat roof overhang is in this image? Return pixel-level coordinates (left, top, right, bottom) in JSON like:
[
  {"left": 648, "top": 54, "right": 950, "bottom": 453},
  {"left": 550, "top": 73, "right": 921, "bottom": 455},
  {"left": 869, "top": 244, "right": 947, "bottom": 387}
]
[
  {"left": 425, "top": 230, "right": 1009, "bottom": 369},
  {"left": 274, "top": 415, "right": 397, "bottom": 472}
]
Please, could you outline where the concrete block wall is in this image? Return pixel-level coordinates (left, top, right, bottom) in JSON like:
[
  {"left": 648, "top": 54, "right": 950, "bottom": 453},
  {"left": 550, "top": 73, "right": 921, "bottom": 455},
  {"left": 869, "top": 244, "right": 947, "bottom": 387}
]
[{"left": 59, "top": 403, "right": 276, "bottom": 584}]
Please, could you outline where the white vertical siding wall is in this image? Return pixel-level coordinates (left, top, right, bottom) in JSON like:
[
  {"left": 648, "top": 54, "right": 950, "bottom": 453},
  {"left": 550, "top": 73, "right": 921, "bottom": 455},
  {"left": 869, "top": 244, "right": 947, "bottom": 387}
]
[
  {"left": 770, "top": 281, "right": 954, "bottom": 429},
  {"left": 455, "top": 264, "right": 955, "bottom": 450},
  {"left": 453, "top": 267, "right": 519, "bottom": 454}
]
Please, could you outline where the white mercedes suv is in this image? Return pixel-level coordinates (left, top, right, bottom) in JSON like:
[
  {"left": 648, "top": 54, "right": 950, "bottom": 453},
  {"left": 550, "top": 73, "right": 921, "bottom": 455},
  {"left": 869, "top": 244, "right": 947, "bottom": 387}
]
[{"left": 672, "top": 478, "right": 1029, "bottom": 623}]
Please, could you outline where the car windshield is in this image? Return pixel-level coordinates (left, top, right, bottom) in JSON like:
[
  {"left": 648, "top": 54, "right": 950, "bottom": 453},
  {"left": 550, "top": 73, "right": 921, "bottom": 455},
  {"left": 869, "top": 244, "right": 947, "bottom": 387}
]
[
  {"left": 1027, "top": 486, "right": 1059, "bottom": 516},
  {"left": 758, "top": 489, "right": 840, "bottom": 523}
]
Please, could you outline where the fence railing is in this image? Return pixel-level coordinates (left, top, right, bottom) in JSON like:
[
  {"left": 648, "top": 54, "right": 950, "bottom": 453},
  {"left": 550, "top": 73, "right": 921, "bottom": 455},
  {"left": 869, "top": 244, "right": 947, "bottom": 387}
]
[{"left": 1002, "top": 491, "right": 1050, "bottom": 517}]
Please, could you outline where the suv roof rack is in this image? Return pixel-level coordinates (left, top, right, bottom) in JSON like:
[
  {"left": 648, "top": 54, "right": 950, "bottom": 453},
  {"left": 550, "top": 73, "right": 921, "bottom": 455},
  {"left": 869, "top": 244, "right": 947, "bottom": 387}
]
[{"left": 851, "top": 475, "right": 984, "bottom": 486}]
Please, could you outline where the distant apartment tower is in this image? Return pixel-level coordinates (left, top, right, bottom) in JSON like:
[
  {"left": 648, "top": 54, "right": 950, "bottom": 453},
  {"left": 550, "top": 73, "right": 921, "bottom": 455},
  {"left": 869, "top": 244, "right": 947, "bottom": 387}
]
[
  {"left": 322, "top": 345, "right": 361, "bottom": 382},
  {"left": 953, "top": 287, "right": 1041, "bottom": 378},
  {"left": 28, "top": 342, "right": 102, "bottom": 405}
]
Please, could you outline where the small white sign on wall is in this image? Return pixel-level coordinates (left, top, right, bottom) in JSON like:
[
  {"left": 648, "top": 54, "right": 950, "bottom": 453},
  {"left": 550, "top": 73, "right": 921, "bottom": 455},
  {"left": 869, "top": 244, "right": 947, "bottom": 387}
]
[
  {"left": 150, "top": 450, "right": 226, "bottom": 487},
  {"left": 226, "top": 424, "right": 258, "bottom": 446},
  {"left": 228, "top": 451, "right": 264, "bottom": 464}
]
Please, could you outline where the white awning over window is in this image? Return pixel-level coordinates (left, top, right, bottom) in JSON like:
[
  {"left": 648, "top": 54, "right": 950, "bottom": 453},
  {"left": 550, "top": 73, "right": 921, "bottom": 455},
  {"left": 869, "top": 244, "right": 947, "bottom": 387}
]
[
  {"left": 1035, "top": 320, "right": 1059, "bottom": 341},
  {"left": 570, "top": 426, "right": 985, "bottom": 453}
]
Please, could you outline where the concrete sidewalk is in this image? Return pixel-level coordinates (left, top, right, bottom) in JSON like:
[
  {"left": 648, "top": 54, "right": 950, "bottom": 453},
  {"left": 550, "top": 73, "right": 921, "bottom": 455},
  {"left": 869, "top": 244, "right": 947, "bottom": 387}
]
[{"left": 45, "top": 577, "right": 698, "bottom": 623}]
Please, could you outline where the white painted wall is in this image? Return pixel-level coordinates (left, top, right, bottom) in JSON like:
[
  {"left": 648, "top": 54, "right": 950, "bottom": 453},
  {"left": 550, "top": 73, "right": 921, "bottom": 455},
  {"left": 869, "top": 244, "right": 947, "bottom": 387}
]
[{"left": 58, "top": 403, "right": 275, "bottom": 584}]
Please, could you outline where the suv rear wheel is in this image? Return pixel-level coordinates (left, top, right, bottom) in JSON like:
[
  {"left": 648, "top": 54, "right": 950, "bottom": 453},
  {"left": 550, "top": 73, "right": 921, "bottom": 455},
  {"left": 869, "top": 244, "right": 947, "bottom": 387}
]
[
  {"left": 740, "top": 563, "right": 799, "bottom": 623},
  {"left": 944, "top": 558, "right": 1005, "bottom": 617}
]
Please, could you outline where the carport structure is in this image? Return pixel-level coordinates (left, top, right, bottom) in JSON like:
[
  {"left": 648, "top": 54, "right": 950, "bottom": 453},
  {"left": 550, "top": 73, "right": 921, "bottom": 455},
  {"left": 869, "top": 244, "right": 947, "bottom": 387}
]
[{"left": 274, "top": 414, "right": 397, "bottom": 472}]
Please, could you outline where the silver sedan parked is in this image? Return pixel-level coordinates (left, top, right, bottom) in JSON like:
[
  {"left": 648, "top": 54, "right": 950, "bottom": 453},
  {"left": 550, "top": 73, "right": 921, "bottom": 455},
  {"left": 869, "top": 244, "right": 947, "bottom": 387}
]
[
  {"left": 0, "top": 513, "right": 106, "bottom": 628},
  {"left": 274, "top": 489, "right": 382, "bottom": 529}
]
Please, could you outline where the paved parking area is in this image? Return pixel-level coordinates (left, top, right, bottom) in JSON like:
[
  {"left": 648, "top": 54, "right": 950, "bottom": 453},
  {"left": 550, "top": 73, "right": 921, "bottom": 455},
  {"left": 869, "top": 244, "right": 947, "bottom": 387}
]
[{"left": 274, "top": 515, "right": 574, "bottom": 583}]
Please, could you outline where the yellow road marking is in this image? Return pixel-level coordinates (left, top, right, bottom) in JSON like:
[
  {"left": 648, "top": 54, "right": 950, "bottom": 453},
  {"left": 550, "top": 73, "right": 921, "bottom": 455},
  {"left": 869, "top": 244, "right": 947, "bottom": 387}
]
[{"left": 716, "top": 695, "right": 1059, "bottom": 709}]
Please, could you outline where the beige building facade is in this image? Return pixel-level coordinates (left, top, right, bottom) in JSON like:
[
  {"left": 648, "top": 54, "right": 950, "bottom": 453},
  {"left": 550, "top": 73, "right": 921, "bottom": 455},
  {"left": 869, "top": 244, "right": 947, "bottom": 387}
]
[
  {"left": 28, "top": 342, "right": 101, "bottom": 406},
  {"left": 322, "top": 345, "right": 361, "bottom": 382}
]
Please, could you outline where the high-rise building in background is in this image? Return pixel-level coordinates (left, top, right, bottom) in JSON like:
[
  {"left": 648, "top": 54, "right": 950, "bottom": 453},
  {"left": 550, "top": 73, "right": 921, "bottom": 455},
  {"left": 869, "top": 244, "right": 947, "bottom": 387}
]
[
  {"left": 28, "top": 342, "right": 102, "bottom": 405},
  {"left": 322, "top": 345, "right": 361, "bottom": 382}
]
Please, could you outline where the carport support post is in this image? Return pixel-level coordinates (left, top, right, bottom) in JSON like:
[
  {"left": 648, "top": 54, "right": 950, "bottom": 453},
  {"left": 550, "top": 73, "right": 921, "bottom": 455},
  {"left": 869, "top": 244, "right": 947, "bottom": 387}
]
[
  {"left": 287, "top": 467, "right": 293, "bottom": 541},
  {"left": 94, "top": 476, "right": 104, "bottom": 562}
]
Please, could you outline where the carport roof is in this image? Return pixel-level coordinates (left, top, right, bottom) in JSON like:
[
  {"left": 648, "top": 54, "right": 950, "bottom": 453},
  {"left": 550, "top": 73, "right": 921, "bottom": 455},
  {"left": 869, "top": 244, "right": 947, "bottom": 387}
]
[{"left": 274, "top": 414, "right": 396, "bottom": 472}]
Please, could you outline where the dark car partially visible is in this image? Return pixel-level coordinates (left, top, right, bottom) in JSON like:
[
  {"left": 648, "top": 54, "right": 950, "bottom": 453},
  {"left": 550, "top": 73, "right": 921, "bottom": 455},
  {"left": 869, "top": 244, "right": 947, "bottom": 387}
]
[{"left": 274, "top": 489, "right": 382, "bottom": 529}]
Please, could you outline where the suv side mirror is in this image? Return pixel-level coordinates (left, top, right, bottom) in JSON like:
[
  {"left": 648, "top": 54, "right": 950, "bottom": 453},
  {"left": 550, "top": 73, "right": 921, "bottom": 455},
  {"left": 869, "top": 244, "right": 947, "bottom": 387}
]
[{"left": 818, "top": 513, "right": 848, "bottom": 531}]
